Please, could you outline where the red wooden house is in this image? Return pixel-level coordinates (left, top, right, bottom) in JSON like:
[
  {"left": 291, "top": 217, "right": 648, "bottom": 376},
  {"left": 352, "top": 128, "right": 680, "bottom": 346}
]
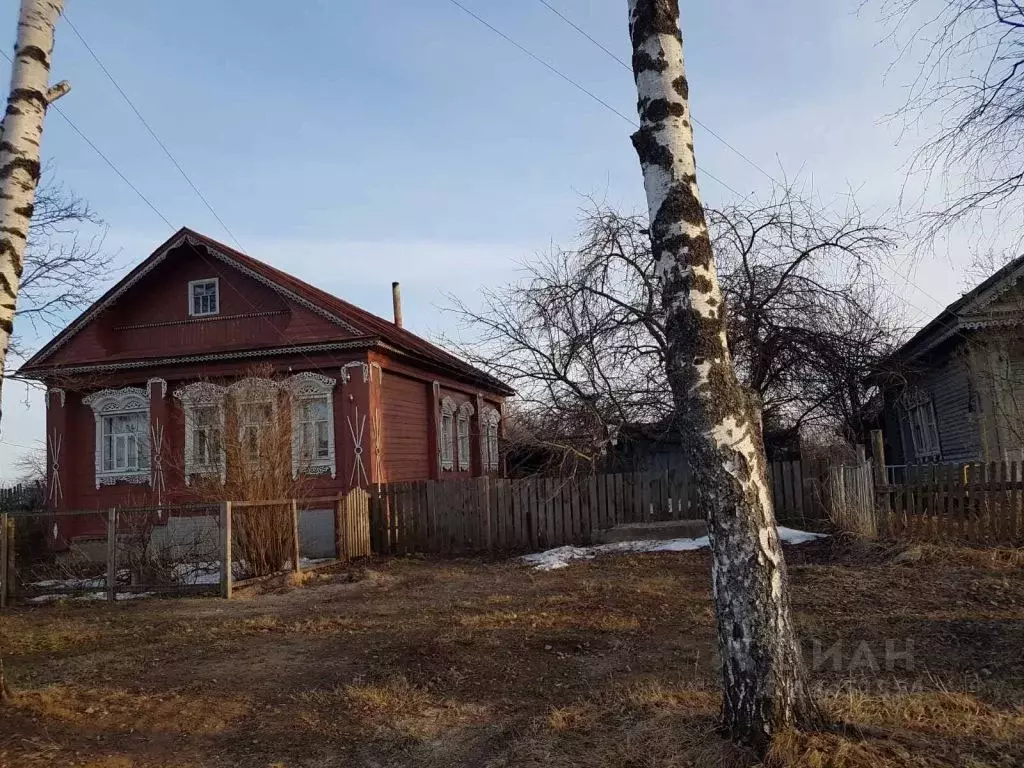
[{"left": 18, "top": 228, "right": 512, "bottom": 545}]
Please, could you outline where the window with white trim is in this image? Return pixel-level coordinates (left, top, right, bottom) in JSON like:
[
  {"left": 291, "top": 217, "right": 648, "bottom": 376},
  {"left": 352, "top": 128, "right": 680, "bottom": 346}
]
[
  {"left": 189, "top": 278, "right": 219, "bottom": 317},
  {"left": 240, "top": 400, "right": 273, "bottom": 462},
  {"left": 906, "top": 399, "right": 940, "bottom": 459},
  {"left": 192, "top": 405, "right": 223, "bottom": 467},
  {"left": 101, "top": 413, "right": 149, "bottom": 472},
  {"left": 286, "top": 372, "right": 336, "bottom": 478},
  {"left": 175, "top": 382, "right": 227, "bottom": 484},
  {"left": 481, "top": 406, "right": 501, "bottom": 472},
  {"left": 456, "top": 401, "right": 474, "bottom": 471},
  {"left": 82, "top": 387, "right": 151, "bottom": 488},
  {"left": 440, "top": 397, "right": 456, "bottom": 471}
]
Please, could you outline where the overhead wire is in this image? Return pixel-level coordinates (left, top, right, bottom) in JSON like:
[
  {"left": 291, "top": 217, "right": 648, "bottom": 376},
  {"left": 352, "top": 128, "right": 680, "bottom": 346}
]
[
  {"left": 0, "top": 48, "right": 335, "bottom": 377},
  {"left": 529, "top": 0, "right": 1016, "bottom": 370},
  {"left": 63, "top": 13, "right": 243, "bottom": 250},
  {"left": 443, "top": 0, "right": 747, "bottom": 198}
]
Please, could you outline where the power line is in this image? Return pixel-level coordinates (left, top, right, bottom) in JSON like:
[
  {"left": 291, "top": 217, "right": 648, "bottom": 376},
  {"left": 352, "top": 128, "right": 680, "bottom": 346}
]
[
  {"left": 443, "top": 0, "right": 746, "bottom": 198},
  {"left": 535, "top": 0, "right": 781, "bottom": 188},
  {"left": 528, "top": 1, "right": 1000, "bottom": 353},
  {"left": 0, "top": 50, "right": 337, "bottom": 375},
  {"left": 0, "top": 48, "right": 174, "bottom": 228},
  {"left": 51, "top": 103, "right": 176, "bottom": 230},
  {"left": 62, "top": 14, "right": 243, "bottom": 250}
]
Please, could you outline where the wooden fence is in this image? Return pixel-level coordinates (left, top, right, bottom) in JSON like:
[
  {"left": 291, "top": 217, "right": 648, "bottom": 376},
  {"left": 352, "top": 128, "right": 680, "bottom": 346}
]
[
  {"left": 876, "top": 462, "right": 1023, "bottom": 546},
  {"left": 825, "top": 461, "right": 876, "bottom": 537},
  {"left": 0, "top": 483, "right": 44, "bottom": 512},
  {"left": 768, "top": 458, "right": 830, "bottom": 524},
  {"left": 368, "top": 463, "right": 830, "bottom": 556}
]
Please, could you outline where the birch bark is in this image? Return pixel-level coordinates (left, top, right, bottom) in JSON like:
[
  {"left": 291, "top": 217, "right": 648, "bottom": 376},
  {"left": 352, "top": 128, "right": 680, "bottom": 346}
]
[
  {"left": 0, "top": 0, "right": 66, "bottom": 706},
  {"left": 0, "top": 0, "right": 66, "bottom": 412},
  {"left": 626, "top": 0, "right": 820, "bottom": 753}
]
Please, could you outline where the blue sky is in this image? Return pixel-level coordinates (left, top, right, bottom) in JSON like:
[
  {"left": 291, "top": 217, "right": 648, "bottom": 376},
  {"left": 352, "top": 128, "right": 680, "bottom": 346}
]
[{"left": 0, "top": 0, "right": 998, "bottom": 480}]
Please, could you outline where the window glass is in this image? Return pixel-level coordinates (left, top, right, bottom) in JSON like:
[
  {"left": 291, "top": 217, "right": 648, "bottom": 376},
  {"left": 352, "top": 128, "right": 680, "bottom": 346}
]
[
  {"left": 99, "top": 411, "right": 149, "bottom": 472},
  {"left": 190, "top": 279, "right": 219, "bottom": 316}
]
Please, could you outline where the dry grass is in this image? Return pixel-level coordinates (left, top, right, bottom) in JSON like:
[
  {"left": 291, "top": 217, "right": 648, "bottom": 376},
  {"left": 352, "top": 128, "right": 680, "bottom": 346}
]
[{"left": 1, "top": 538, "right": 1022, "bottom": 767}]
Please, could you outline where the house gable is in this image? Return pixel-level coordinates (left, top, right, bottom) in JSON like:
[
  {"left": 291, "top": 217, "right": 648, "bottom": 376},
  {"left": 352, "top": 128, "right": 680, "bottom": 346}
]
[
  {"left": 25, "top": 230, "right": 365, "bottom": 371},
  {"left": 21, "top": 227, "right": 513, "bottom": 396}
]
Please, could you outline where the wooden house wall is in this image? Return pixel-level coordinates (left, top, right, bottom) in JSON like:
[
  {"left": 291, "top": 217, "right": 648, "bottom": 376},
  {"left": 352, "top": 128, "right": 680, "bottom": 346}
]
[
  {"left": 887, "top": 341, "right": 982, "bottom": 465},
  {"left": 45, "top": 243, "right": 348, "bottom": 367},
  {"left": 379, "top": 370, "right": 431, "bottom": 483}
]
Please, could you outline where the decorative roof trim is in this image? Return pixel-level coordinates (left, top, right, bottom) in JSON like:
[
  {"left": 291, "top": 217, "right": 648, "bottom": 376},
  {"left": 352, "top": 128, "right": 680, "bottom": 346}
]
[
  {"left": 22, "top": 230, "right": 365, "bottom": 368},
  {"left": 374, "top": 341, "right": 515, "bottom": 395},
  {"left": 184, "top": 235, "right": 362, "bottom": 335},
  {"left": 113, "top": 309, "right": 288, "bottom": 331},
  {"left": 966, "top": 259, "right": 1024, "bottom": 312},
  {"left": 19, "top": 340, "right": 376, "bottom": 378}
]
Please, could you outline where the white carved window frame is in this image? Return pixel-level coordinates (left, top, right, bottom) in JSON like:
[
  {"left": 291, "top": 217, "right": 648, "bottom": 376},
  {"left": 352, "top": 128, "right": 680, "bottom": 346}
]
[
  {"left": 188, "top": 277, "right": 220, "bottom": 317},
  {"left": 228, "top": 377, "right": 280, "bottom": 465},
  {"left": 174, "top": 382, "right": 227, "bottom": 485},
  {"left": 456, "top": 401, "right": 474, "bottom": 471},
  {"left": 481, "top": 406, "right": 501, "bottom": 472},
  {"left": 82, "top": 387, "right": 151, "bottom": 489},
  {"left": 440, "top": 396, "right": 456, "bottom": 471},
  {"left": 285, "top": 372, "right": 337, "bottom": 479}
]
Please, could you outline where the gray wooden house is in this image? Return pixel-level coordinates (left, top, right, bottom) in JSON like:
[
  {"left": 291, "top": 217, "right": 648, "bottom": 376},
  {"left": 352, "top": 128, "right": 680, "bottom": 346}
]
[{"left": 876, "top": 254, "right": 1024, "bottom": 465}]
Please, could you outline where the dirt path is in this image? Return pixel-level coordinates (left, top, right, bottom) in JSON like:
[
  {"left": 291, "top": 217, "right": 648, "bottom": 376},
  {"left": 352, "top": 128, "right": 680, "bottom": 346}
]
[{"left": 1, "top": 540, "right": 1022, "bottom": 767}]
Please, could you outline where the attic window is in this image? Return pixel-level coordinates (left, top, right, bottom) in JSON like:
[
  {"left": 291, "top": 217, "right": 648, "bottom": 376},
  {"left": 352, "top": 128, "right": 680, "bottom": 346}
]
[{"left": 189, "top": 278, "right": 219, "bottom": 317}]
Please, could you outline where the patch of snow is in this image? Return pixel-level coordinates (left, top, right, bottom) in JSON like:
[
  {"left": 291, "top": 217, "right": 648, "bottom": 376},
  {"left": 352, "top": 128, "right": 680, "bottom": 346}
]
[
  {"left": 30, "top": 577, "right": 105, "bottom": 589},
  {"left": 27, "top": 590, "right": 157, "bottom": 604},
  {"left": 521, "top": 527, "right": 826, "bottom": 571}
]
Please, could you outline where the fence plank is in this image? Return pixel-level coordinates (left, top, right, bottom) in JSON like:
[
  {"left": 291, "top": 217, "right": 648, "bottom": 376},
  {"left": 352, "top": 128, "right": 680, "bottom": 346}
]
[
  {"left": 107, "top": 509, "right": 117, "bottom": 602},
  {"left": 585, "top": 474, "right": 597, "bottom": 544},
  {"left": 598, "top": 472, "right": 610, "bottom": 530},
  {"left": 0, "top": 512, "right": 8, "bottom": 610},
  {"left": 220, "top": 502, "right": 232, "bottom": 599},
  {"left": 519, "top": 478, "right": 532, "bottom": 549},
  {"left": 1007, "top": 460, "right": 1015, "bottom": 544}
]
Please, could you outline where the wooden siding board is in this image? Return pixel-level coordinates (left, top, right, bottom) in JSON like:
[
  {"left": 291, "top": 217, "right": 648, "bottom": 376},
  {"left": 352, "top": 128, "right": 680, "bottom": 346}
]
[{"left": 381, "top": 372, "right": 431, "bottom": 483}]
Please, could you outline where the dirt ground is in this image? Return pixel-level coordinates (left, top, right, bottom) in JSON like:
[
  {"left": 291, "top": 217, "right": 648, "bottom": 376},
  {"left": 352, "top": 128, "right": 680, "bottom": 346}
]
[{"left": 1, "top": 537, "right": 1022, "bottom": 768}]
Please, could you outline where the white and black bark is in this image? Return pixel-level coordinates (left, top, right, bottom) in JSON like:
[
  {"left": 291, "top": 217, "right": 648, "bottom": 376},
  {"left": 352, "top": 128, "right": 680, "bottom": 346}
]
[
  {"left": 0, "top": 0, "right": 67, "bottom": 405},
  {"left": 626, "top": 0, "right": 820, "bottom": 753},
  {"left": 0, "top": 0, "right": 66, "bottom": 706}
]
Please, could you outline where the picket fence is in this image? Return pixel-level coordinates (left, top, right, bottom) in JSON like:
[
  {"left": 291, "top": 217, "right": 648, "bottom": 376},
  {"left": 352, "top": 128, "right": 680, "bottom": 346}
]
[
  {"left": 0, "top": 483, "right": 44, "bottom": 512},
  {"left": 876, "top": 462, "right": 1023, "bottom": 546},
  {"left": 368, "top": 463, "right": 830, "bottom": 555}
]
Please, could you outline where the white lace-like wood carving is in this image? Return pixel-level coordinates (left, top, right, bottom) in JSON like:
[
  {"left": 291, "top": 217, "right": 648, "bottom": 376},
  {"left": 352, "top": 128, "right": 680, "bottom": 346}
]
[
  {"left": 456, "top": 401, "right": 474, "bottom": 471},
  {"left": 175, "top": 382, "right": 227, "bottom": 484},
  {"left": 82, "top": 387, "right": 151, "bottom": 488},
  {"left": 440, "top": 397, "right": 457, "bottom": 471},
  {"left": 481, "top": 406, "right": 501, "bottom": 472},
  {"left": 286, "top": 372, "right": 336, "bottom": 479}
]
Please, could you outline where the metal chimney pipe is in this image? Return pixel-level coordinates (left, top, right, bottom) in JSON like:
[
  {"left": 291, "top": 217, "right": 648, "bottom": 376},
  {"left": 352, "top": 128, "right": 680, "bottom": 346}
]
[{"left": 392, "top": 281, "right": 403, "bottom": 328}]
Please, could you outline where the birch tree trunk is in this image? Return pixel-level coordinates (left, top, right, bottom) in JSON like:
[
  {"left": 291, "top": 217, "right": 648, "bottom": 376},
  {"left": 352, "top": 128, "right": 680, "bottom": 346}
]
[
  {"left": 0, "top": 0, "right": 66, "bottom": 706},
  {"left": 626, "top": 0, "right": 820, "bottom": 754}
]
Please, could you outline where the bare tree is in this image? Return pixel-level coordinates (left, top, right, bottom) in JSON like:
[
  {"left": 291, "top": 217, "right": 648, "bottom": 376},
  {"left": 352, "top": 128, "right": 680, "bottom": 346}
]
[
  {"left": 11, "top": 177, "right": 111, "bottom": 356},
  {"left": 711, "top": 190, "right": 902, "bottom": 446},
  {"left": 13, "top": 447, "right": 45, "bottom": 486},
  {"left": 446, "top": 190, "right": 900, "bottom": 465},
  {"left": 880, "top": 0, "right": 1024, "bottom": 242}
]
